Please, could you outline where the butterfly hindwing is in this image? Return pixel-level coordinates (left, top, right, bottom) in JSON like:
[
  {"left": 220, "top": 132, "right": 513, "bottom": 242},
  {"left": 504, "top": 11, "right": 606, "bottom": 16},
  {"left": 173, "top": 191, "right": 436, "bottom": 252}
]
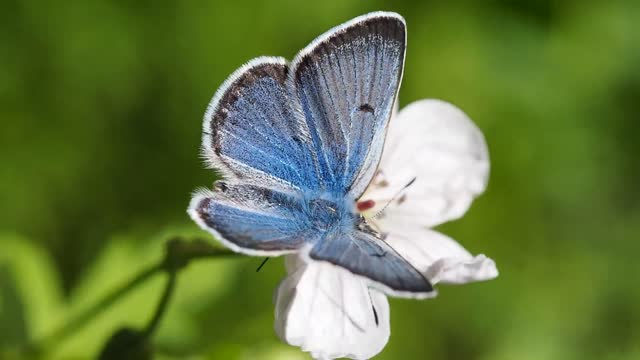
[
  {"left": 289, "top": 12, "right": 406, "bottom": 197},
  {"left": 309, "top": 228, "right": 434, "bottom": 296},
  {"left": 189, "top": 183, "right": 316, "bottom": 255}
]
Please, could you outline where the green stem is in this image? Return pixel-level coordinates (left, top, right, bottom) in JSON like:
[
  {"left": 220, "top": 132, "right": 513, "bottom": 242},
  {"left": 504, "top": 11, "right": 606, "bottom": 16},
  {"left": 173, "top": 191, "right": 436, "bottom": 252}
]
[
  {"left": 36, "top": 262, "right": 163, "bottom": 352},
  {"left": 29, "top": 237, "right": 239, "bottom": 355},
  {"left": 142, "top": 271, "right": 177, "bottom": 338}
]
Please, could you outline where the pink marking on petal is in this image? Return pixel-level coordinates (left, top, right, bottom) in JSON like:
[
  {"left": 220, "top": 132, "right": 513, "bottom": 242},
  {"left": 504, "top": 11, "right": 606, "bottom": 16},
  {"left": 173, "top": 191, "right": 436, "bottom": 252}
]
[{"left": 357, "top": 199, "right": 376, "bottom": 212}]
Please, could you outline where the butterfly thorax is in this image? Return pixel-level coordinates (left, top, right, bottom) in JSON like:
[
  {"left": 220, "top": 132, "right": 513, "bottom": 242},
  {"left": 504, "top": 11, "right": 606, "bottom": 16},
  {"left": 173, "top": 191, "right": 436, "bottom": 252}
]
[{"left": 301, "top": 192, "right": 361, "bottom": 236}]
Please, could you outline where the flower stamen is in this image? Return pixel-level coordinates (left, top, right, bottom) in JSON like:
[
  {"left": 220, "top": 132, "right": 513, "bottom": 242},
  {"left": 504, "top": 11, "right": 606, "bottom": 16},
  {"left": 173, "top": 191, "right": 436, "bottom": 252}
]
[{"left": 373, "top": 177, "right": 417, "bottom": 219}]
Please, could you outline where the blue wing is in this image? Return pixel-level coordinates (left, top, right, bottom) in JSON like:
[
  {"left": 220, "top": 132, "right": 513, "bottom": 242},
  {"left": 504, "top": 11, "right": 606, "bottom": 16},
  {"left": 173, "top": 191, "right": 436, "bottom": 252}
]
[
  {"left": 200, "top": 14, "right": 405, "bottom": 196},
  {"left": 201, "top": 57, "right": 320, "bottom": 192},
  {"left": 289, "top": 12, "right": 405, "bottom": 197},
  {"left": 189, "top": 182, "right": 316, "bottom": 255},
  {"left": 310, "top": 228, "right": 433, "bottom": 296}
]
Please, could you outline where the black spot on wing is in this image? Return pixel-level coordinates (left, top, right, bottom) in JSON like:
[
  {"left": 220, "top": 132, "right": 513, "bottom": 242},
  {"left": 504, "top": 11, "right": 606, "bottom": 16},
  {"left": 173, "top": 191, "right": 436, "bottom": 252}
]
[
  {"left": 213, "top": 180, "right": 228, "bottom": 192},
  {"left": 358, "top": 103, "right": 375, "bottom": 114},
  {"left": 195, "top": 197, "right": 212, "bottom": 218}
]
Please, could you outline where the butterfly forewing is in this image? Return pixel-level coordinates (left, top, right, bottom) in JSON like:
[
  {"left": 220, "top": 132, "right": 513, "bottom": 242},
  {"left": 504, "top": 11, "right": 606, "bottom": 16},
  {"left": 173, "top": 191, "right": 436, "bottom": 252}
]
[
  {"left": 289, "top": 13, "right": 406, "bottom": 197},
  {"left": 202, "top": 57, "right": 320, "bottom": 191}
]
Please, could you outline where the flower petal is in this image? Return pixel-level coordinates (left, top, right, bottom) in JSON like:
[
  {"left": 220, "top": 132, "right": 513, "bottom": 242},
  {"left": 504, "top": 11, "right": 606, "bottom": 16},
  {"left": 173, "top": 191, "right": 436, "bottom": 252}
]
[
  {"left": 382, "top": 225, "right": 498, "bottom": 285},
  {"left": 274, "top": 256, "right": 390, "bottom": 360},
  {"left": 425, "top": 254, "right": 498, "bottom": 285},
  {"left": 362, "top": 99, "right": 489, "bottom": 227}
]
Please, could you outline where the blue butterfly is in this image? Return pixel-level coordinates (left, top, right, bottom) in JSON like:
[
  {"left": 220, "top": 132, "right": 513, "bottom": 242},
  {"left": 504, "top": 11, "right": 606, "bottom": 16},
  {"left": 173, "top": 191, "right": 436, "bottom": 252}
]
[{"left": 189, "top": 12, "right": 433, "bottom": 297}]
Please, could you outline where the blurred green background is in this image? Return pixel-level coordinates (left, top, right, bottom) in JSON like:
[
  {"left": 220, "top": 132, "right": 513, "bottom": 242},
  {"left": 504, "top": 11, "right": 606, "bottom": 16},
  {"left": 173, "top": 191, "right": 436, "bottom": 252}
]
[{"left": 2, "top": 0, "right": 639, "bottom": 359}]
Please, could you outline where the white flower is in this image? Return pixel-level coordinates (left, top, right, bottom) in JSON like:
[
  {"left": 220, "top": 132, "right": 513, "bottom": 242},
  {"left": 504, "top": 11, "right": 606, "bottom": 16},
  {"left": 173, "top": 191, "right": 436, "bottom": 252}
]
[{"left": 273, "top": 99, "right": 498, "bottom": 359}]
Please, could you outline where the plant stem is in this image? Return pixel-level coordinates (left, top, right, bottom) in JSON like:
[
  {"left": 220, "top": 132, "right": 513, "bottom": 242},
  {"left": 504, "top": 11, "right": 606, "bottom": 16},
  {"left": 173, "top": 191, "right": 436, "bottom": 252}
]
[
  {"left": 35, "top": 262, "right": 163, "bottom": 352},
  {"left": 142, "top": 271, "right": 177, "bottom": 338},
  {"left": 28, "top": 237, "right": 239, "bottom": 356}
]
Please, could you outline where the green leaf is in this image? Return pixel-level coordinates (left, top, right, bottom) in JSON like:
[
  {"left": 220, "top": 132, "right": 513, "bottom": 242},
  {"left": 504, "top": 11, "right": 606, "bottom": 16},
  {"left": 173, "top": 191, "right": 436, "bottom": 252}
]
[
  {"left": 0, "top": 234, "right": 65, "bottom": 354},
  {"left": 0, "top": 264, "right": 29, "bottom": 348}
]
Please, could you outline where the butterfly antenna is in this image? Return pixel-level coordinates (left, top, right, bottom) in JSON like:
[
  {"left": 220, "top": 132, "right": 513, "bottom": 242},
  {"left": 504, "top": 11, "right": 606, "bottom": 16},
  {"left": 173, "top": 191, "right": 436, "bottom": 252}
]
[
  {"left": 256, "top": 257, "right": 270, "bottom": 272},
  {"left": 373, "top": 177, "right": 416, "bottom": 219}
]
